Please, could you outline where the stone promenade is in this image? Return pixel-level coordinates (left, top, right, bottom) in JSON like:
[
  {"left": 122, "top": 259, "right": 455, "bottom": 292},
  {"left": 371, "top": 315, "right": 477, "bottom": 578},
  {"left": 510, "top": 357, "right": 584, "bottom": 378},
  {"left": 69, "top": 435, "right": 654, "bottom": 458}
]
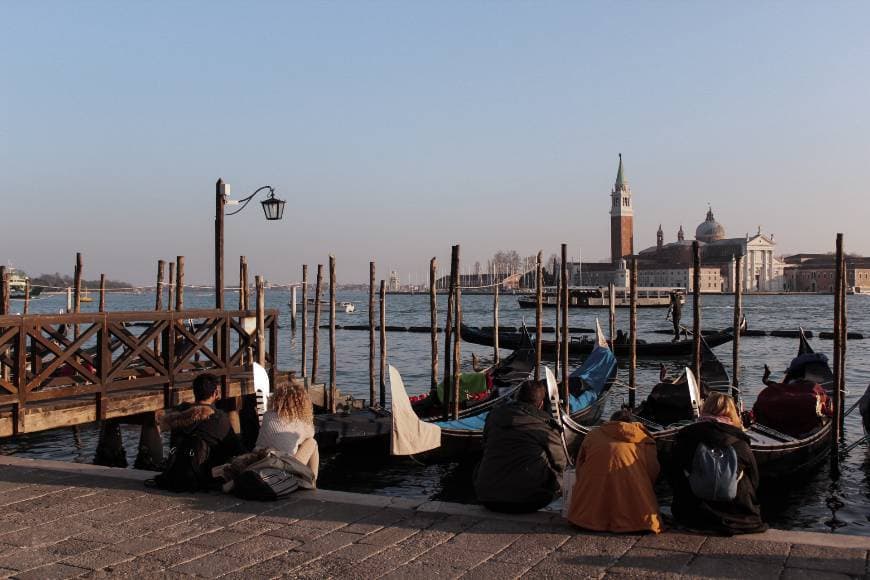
[{"left": 0, "top": 456, "right": 865, "bottom": 579}]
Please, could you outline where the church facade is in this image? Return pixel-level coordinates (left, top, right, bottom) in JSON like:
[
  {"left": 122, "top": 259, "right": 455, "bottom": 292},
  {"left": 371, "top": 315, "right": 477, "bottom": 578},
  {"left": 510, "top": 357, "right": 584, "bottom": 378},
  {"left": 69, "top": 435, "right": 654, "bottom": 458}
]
[{"left": 567, "top": 155, "right": 785, "bottom": 293}]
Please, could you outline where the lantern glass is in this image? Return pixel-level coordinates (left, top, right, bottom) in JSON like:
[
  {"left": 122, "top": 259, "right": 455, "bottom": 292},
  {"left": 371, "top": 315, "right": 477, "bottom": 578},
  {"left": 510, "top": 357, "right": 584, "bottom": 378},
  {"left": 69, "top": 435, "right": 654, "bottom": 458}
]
[{"left": 261, "top": 195, "right": 286, "bottom": 221}]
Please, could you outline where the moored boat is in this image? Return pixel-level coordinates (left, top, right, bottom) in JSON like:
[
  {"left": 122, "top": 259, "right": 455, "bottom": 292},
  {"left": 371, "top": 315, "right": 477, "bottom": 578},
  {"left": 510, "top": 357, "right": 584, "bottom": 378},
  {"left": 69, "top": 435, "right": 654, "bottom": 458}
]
[{"left": 461, "top": 322, "right": 739, "bottom": 359}]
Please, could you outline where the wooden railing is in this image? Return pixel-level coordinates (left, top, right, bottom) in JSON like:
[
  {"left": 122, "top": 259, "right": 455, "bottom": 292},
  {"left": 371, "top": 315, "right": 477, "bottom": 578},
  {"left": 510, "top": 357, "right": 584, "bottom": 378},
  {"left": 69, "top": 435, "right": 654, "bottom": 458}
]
[{"left": 0, "top": 309, "right": 278, "bottom": 434}]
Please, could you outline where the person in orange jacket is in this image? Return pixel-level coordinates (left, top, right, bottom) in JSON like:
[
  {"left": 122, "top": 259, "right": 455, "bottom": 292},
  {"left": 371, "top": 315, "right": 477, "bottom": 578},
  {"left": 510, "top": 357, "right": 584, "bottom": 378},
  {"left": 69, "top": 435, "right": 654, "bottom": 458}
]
[{"left": 566, "top": 408, "right": 662, "bottom": 533}]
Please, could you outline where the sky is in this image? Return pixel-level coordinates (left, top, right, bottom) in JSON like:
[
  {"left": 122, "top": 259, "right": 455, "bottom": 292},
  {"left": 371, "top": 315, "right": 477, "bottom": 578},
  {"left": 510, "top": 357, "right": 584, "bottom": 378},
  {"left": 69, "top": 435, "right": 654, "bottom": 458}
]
[{"left": 2, "top": 1, "right": 869, "bottom": 285}]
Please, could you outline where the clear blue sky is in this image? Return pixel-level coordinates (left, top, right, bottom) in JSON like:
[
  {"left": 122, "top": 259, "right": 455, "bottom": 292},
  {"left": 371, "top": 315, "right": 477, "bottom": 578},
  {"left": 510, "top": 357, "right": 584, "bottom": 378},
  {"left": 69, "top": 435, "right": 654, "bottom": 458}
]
[{"left": 2, "top": 2, "right": 869, "bottom": 284}]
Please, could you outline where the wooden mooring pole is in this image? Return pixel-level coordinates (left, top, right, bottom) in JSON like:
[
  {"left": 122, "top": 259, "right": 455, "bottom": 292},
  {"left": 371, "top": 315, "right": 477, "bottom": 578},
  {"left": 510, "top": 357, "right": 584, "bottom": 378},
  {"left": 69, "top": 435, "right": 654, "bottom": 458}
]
[
  {"left": 369, "top": 262, "right": 376, "bottom": 406},
  {"left": 608, "top": 282, "right": 616, "bottom": 344},
  {"left": 840, "top": 253, "right": 847, "bottom": 439},
  {"left": 155, "top": 260, "right": 165, "bottom": 356},
  {"left": 535, "top": 251, "right": 543, "bottom": 382},
  {"left": 175, "top": 256, "right": 185, "bottom": 310},
  {"left": 561, "top": 243, "right": 569, "bottom": 412},
  {"left": 256, "top": 276, "right": 266, "bottom": 366},
  {"left": 442, "top": 250, "right": 456, "bottom": 420},
  {"left": 301, "top": 264, "right": 308, "bottom": 379},
  {"left": 492, "top": 282, "right": 500, "bottom": 365},
  {"left": 832, "top": 233, "right": 843, "bottom": 467},
  {"left": 732, "top": 253, "right": 743, "bottom": 403},
  {"left": 168, "top": 261, "right": 175, "bottom": 311},
  {"left": 290, "top": 285, "right": 297, "bottom": 331},
  {"left": 379, "top": 279, "right": 387, "bottom": 408},
  {"left": 692, "top": 241, "right": 702, "bottom": 382},
  {"left": 451, "top": 245, "right": 462, "bottom": 420},
  {"left": 0, "top": 266, "right": 7, "bottom": 316},
  {"left": 329, "top": 255, "right": 337, "bottom": 413},
  {"left": 74, "top": 253, "right": 83, "bottom": 338},
  {"left": 554, "top": 263, "right": 561, "bottom": 383},
  {"left": 629, "top": 258, "right": 638, "bottom": 408},
  {"left": 430, "top": 258, "right": 439, "bottom": 396},
  {"left": 23, "top": 279, "right": 30, "bottom": 315},
  {"left": 311, "top": 265, "right": 323, "bottom": 384},
  {"left": 99, "top": 274, "right": 106, "bottom": 313},
  {"left": 239, "top": 257, "right": 248, "bottom": 311}
]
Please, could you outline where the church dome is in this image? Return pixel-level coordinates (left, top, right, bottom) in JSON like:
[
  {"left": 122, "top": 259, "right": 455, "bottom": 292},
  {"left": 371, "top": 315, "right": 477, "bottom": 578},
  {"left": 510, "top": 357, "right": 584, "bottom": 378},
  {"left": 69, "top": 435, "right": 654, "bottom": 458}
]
[{"left": 695, "top": 207, "right": 725, "bottom": 242}]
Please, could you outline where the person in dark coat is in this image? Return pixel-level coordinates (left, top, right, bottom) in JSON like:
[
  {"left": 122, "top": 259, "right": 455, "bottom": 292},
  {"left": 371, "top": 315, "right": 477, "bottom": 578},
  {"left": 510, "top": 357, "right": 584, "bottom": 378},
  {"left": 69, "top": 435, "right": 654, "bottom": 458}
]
[
  {"left": 474, "top": 380, "right": 567, "bottom": 513},
  {"left": 669, "top": 392, "right": 767, "bottom": 535},
  {"left": 157, "top": 373, "right": 244, "bottom": 484}
]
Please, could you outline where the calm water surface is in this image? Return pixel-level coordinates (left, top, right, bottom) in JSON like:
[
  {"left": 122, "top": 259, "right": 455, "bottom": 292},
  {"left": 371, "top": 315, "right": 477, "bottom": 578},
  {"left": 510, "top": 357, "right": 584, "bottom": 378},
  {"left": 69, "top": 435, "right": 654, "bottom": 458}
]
[{"left": 4, "top": 290, "right": 869, "bottom": 534}]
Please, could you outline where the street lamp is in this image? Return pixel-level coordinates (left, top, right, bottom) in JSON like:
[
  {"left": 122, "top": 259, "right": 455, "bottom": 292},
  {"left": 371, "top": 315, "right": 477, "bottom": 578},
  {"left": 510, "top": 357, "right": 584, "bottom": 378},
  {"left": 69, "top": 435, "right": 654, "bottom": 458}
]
[{"left": 215, "top": 179, "right": 286, "bottom": 309}]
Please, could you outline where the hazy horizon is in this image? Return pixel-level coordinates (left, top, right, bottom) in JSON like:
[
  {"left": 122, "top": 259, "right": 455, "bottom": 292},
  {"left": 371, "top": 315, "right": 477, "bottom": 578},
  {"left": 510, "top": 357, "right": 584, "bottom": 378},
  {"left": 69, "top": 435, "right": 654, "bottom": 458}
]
[{"left": 3, "top": 2, "right": 869, "bottom": 285}]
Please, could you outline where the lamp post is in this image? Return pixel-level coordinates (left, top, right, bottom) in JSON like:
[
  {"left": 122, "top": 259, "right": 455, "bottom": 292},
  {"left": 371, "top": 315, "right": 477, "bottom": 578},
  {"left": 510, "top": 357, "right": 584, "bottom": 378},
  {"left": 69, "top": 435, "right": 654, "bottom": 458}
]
[{"left": 214, "top": 178, "right": 286, "bottom": 309}]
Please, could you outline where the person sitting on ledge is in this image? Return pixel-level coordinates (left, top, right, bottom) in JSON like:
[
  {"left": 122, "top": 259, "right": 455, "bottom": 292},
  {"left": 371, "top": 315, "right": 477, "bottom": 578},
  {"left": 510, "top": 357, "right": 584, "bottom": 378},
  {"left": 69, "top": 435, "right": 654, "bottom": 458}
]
[
  {"left": 566, "top": 408, "right": 662, "bottom": 533},
  {"left": 155, "top": 373, "right": 244, "bottom": 490},
  {"left": 255, "top": 378, "right": 319, "bottom": 483},
  {"left": 669, "top": 392, "right": 767, "bottom": 535},
  {"left": 473, "top": 380, "right": 567, "bottom": 513}
]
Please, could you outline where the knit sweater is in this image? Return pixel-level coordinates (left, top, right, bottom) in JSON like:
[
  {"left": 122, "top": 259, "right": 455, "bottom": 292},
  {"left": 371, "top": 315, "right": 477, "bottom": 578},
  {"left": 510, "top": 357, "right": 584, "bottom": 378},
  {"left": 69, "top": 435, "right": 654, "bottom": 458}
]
[{"left": 255, "top": 411, "right": 315, "bottom": 455}]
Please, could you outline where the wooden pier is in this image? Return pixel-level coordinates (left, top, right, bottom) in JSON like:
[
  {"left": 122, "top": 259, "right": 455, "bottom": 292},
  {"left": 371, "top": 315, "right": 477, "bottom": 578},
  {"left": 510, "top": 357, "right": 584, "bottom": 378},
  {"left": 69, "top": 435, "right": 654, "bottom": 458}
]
[{"left": 0, "top": 308, "right": 278, "bottom": 437}]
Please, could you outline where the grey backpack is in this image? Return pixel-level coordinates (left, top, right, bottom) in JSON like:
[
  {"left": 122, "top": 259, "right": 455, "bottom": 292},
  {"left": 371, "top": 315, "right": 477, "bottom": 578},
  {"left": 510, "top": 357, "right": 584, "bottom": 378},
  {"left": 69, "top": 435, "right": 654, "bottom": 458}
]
[{"left": 687, "top": 442, "right": 742, "bottom": 502}]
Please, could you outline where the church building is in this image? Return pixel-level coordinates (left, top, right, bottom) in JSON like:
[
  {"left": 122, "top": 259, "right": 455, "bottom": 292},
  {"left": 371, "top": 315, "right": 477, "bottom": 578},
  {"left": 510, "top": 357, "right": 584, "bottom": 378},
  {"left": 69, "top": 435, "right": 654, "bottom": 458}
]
[{"left": 567, "top": 155, "right": 785, "bottom": 293}]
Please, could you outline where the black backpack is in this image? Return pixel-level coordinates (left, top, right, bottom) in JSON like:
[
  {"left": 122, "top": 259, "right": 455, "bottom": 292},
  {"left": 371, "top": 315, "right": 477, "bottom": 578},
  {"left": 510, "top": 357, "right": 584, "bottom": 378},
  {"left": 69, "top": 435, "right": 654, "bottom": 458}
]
[
  {"left": 686, "top": 442, "right": 742, "bottom": 502},
  {"left": 152, "top": 430, "right": 213, "bottom": 492},
  {"left": 233, "top": 467, "right": 300, "bottom": 501}
]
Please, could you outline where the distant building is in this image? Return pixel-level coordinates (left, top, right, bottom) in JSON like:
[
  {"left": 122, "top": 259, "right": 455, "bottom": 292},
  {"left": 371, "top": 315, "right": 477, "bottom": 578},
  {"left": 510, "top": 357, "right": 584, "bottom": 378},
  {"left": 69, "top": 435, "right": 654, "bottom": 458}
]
[
  {"left": 783, "top": 254, "right": 870, "bottom": 292},
  {"left": 565, "top": 155, "right": 784, "bottom": 293}
]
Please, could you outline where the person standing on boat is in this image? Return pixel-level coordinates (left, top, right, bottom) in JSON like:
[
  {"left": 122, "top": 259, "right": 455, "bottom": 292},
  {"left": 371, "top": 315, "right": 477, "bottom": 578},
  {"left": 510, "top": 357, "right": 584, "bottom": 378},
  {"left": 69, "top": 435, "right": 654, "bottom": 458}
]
[
  {"left": 473, "top": 380, "right": 567, "bottom": 513},
  {"left": 668, "top": 393, "right": 767, "bottom": 535},
  {"left": 666, "top": 291, "right": 682, "bottom": 342},
  {"left": 566, "top": 408, "right": 662, "bottom": 533}
]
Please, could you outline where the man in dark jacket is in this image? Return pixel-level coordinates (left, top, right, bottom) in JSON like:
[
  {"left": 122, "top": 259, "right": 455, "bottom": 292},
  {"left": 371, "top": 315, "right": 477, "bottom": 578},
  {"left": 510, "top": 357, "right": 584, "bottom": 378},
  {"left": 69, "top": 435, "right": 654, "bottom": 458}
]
[
  {"left": 158, "top": 373, "right": 244, "bottom": 486},
  {"left": 474, "top": 380, "right": 567, "bottom": 513},
  {"left": 669, "top": 414, "right": 767, "bottom": 535}
]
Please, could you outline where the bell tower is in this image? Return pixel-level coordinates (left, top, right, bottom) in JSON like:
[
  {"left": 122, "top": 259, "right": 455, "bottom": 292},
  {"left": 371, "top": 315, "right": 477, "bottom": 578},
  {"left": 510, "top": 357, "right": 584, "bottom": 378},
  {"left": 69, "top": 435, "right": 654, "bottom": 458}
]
[
  {"left": 656, "top": 224, "right": 664, "bottom": 251},
  {"left": 610, "top": 153, "right": 634, "bottom": 263}
]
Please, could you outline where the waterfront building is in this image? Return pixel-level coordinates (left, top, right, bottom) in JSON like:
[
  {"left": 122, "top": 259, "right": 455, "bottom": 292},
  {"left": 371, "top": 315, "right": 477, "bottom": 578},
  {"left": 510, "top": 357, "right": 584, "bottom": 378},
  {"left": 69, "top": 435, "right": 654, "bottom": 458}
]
[
  {"left": 783, "top": 254, "right": 870, "bottom": 293},
  {"left": 566, "top": 155, "right": 786, "bottom": 293}
]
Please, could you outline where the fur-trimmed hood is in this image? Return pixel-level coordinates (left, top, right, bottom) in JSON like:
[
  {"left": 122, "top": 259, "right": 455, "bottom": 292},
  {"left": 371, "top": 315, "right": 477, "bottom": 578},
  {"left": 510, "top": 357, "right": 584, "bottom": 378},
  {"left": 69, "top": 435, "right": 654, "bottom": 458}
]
[{"left": 157, "top": 404, "right": 215, "bottom": 432}]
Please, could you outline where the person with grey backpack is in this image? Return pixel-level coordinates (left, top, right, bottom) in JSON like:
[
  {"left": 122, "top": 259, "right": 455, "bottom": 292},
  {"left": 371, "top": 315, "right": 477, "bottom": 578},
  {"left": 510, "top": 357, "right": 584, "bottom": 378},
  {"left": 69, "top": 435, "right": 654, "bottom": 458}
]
[{"left": 668, "top": 393, "right": 767, "bottom": 535}]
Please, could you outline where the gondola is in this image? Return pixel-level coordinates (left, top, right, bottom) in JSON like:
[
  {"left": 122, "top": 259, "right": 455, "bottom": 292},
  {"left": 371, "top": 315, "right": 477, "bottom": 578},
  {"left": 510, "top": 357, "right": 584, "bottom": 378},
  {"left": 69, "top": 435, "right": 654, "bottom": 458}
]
[
  {"left": 563, "top": 329, "right": 833, "bottom": 479},
  {"left": 314, "top": 329, "right": 536, "bottom": 452},
  {"left": 390, "top": 321, "right": 618, "bottom": 462},
  {"left": 461, "top": 322, "right": 738, "bottom": 359}
]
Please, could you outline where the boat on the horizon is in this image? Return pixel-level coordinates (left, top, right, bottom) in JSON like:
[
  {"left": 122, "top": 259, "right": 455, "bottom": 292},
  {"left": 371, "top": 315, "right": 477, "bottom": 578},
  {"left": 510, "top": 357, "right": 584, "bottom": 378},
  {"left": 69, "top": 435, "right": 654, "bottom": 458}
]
[
  {"left": 518, "top": 285, "right": 684, "bottom": 309},
  {"left": 6, "top": 269, "right": 43, "bottom": 300}
]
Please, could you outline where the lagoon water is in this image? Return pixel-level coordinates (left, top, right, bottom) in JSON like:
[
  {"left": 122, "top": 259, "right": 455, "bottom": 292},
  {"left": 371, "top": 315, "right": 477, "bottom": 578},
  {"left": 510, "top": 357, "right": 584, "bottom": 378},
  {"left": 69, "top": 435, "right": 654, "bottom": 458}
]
[{"left": 4, "top": 289, "right": 869, "bottom": 534}]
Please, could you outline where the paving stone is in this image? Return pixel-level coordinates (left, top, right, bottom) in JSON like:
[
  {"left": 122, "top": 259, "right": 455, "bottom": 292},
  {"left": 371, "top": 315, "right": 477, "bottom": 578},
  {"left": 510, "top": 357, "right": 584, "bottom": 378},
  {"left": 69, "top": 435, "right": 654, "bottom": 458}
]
[
  {"left": 171, "top": 553, "right": 245, "bottom": 578},
  {"left": 146, "top": 541, "right": 214, "bottom": 566},
  {"left": 286, "top": 554, "right": 359, "bottom": 579},
  {"left": 427, "top": 515, "right": 483, "bottom": 534},
  {"left": 685, "top": 554, "right": 784, "bottom": 578},
  {"left": 330, "top": 541, "right": 389, "bottom": 562},
  {"left": 188, "top": 529, "right": 252, "bottom": 549},
  {"left": 349, "top": 543, "right": 435, "bottom": 578},
  {"left": 264, "top": 523, "right": 331, "bottom": 542},
  {"left": 218, "top": 533, "right": 300, "bottom": 564},
  {"left": 110, "top": 535, "right": 174, "bottom": 555},
  {"left": 13, "top": 562, "right": 88, "bottom": 580},
  {"left": 609, "top": 546, "right": 693, "bottom": 575},
  {"left": 412, "top": 544, "right": 495, "bottom": 570},
  {"left": 447, "top": 530, "right": 521, "bottom": 552},
  {"left": 357, "top": 525, "right": 420, "bottom": 546},
  {"left": 81, "top": 556, "right": 168, "bottom": 578},
  {"left": 218, "top": 551, "right": 319, "bottom": 580},
  {"left": 699, "top": 535, "right": 790, "bottom": 563},
  {"left": 634, "top": 532, "right": 706, "bottom": 553},
  {"left": 493, "top": 531, "right": 570, "bottom": 565},
  {"left": 780, "top": 568, "right": 855, "bottom": 580},
  {"left": 380, "top": 561, "right": 467, "bottom": 580},
  {"left": 461, "top": 559, "right": 530, "bottom": 579},
  {"left": 44, "top": 538, "right": 105, "bottom": 557},
  {"left": 0, "top": 546, "right": 64, "bottom": 571},
  {"left": 558, "top": 533, "right": 639, "bottom": 566},
  {"left": 522, "top": 556, "right": 607, "bottom": 580},
  {"left": 296, "top": 530, "right": 362, "bottom": 553},
  {"left": 225, "top": 517, "right": 281, "bottom": 536},
  {"left": 399, "top": 529, "right": 455, "bottom": 551},
  {"left": 72, "top": 523, "right": 141, "bottom": 544},
  {"left": 339, "top": 508, "right": 416, "bottom": 535},
  {"left": 62, "top": 549, "right": 135, "bottom": 570},
  {"left": 786, "top": 542, "right": 868, "bottom": 576}
]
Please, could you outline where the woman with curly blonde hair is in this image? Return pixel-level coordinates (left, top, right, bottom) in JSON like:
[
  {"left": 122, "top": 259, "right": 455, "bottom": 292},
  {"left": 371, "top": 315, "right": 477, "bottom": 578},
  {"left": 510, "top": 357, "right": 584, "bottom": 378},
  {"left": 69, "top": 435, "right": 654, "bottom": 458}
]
[{"left": 255, "top": 378, "right": 319, "bottom": 479}]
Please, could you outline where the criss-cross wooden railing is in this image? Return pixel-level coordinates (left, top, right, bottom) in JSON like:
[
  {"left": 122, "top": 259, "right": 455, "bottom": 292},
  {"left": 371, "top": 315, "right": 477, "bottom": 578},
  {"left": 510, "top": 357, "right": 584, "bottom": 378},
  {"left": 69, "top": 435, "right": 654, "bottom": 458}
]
[{"left": 0, "top": 309, "right": 278, "bottom": 434}]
